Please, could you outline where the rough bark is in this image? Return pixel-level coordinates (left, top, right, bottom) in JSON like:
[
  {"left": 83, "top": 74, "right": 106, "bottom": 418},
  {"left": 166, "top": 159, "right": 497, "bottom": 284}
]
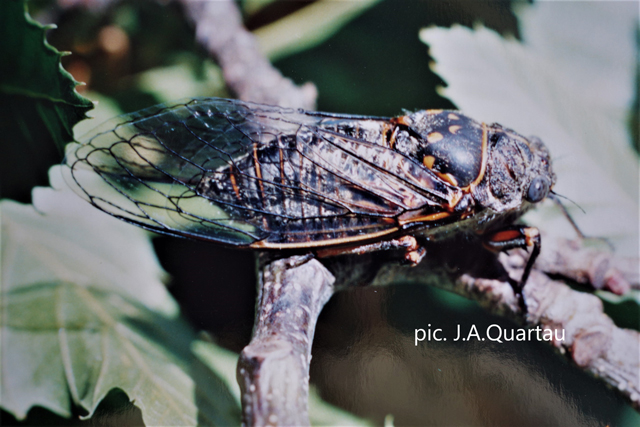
[
  {"left": 237, "top": 255, "right": 335, "bottom": 426},
  {"left": 237, "top": 234, "right": 639, "bottom": 426}
]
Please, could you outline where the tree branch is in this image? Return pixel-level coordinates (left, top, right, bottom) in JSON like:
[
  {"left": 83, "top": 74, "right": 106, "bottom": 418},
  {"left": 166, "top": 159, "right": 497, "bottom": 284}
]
[
  {"left": 179, "top": 0, "right": 317, "bottom": 109},
  {"left": 239, "top": 233, "right": 639, "bottom": 426},
  {"left": 534, "top": 234, "right": 638, "bottom": 293},
  {"left": 335, "top": 237, "right": 640, "bottom": 410},
  {"left": 237, "top": 255, "right": 335, "bottom": 426}
]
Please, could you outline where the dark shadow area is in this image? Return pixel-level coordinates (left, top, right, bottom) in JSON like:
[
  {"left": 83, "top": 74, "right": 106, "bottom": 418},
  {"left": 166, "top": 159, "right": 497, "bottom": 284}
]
[
  {"left": 0, "top": 389, "right": 143, "bottom": 427},
  {"left": 312, "top": 284, "right": 634, "bottom": 426},
  {"left": 153, "top": 237, "right": 257, "bottom": 353}
]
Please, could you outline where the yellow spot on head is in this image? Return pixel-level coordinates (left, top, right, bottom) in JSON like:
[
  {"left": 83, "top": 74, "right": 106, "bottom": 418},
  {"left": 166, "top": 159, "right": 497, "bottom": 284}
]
[
  {"left": 449, "top": 125, "right": 462, "bottom": 134},
  {"left": 448, "top": 113, "right": 460, "bottom": 120},
  {"left": 427, "top": 110, "right": 443, "bottom": 115},
  {"left": 427, "top": 132, "right": 444, "bottom": 143},
  {"left": 436, "top": 172, "right": 458, "bottom": 186},
  {"left": 423, "top": 155, "right": 436, "bottom": 169}
]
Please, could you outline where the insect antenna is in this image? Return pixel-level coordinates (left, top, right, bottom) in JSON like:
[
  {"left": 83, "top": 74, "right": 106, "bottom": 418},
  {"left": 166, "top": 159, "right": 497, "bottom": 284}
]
[
  {"left": 548, "top": 191, "right": 586, "bottom": 238},
  {"left": 549, "top": 191, "right": 585, "bottom": 213},
  {"left": 548, "top": 192, "right": 614, "bottom": 250}
]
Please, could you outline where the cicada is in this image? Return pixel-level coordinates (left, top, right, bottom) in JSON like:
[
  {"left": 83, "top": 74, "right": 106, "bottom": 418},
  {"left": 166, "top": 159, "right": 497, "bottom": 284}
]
[{"left": 63, "top": 98, "right": 555, "bottom": 288}]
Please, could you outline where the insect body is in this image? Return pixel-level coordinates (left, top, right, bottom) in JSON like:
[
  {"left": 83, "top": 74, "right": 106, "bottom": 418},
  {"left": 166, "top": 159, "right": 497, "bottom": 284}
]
[{"left": 64, "top": 98, "right": 555, "bottom": 288}]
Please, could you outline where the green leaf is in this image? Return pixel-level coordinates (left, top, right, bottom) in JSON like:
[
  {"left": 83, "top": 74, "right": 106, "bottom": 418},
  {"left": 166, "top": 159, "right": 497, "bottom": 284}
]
[
  {"left": 242, "top": 0, "right": 279, "bottom": 16},
  {"left": 0, "top": 0, "right": 93, "bottom": 201},
  {"left": 0, "top": 171, "right": 240, "bottom": 425},
  {"left": 136, "top": 59, "right": 226, "bottom": 104},
  {"left": 419, "top": 2, "right": 639, "bottom": 257},
  {"left": 3, "top": 169, "right": 177, "bottom": 316},
  {"left": 0, "top": 0, "right": 93, "bottom": 146},
  {"left": 0, "top": 282, "right": 239, "bottom": 425},
  {"left": 72, "top": 92, "right": 124, "bottom": 141}
]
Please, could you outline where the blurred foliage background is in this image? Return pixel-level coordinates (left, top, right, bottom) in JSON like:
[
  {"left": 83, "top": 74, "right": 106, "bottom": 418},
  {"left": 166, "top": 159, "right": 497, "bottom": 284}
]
[{"left": 1, "top": 0, "right": 638, "bottom": 426}]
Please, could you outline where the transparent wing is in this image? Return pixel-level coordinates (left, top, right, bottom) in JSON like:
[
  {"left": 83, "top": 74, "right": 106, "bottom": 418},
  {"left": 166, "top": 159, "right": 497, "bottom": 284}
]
[
  {"left": 63, "top": 98, "right": 454, "bottom": 247},
  {"left": 64, "top": 98, "right": 271, "bottom": 245}
]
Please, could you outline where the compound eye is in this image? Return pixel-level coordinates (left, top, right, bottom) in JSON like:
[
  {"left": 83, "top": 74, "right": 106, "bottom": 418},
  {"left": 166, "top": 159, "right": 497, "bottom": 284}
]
[{"left": 526, "top": 176, "right": 550, "bottom": 203}]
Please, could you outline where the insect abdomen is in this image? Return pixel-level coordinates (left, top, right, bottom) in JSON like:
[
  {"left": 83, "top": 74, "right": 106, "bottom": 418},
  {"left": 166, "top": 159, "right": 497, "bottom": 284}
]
[{"left": 196, "top": 133, "right": 400, "bottom": 246}]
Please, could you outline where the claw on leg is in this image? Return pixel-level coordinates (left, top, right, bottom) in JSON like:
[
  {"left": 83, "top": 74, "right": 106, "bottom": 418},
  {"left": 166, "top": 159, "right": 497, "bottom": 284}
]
[
  {"left": 405, "top": 246, "right": 427, "bottom": 266},
  {"left": 483, "top": 226, "right": 542, "bottom": 312}
]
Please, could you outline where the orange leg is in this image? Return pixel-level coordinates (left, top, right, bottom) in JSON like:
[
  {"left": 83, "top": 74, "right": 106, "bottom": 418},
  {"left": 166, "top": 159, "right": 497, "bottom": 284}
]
[
  {"left": 316, "top": 235, "right": 426, "bottom": 266},
  {"left": 483, "top": 226, "right": 541, "bottom": 311}
]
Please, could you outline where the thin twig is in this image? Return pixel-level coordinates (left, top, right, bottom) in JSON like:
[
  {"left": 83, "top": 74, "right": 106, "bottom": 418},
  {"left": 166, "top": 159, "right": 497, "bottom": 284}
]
[
  {"left": 179, "top": 0, "right": 317, "bottom": 109},
  {"left": 535, "top": 234, "right": 638, "bottom": 293},
  {"left": 359, "top": 239, "right": 640, "bottom": 409}
]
